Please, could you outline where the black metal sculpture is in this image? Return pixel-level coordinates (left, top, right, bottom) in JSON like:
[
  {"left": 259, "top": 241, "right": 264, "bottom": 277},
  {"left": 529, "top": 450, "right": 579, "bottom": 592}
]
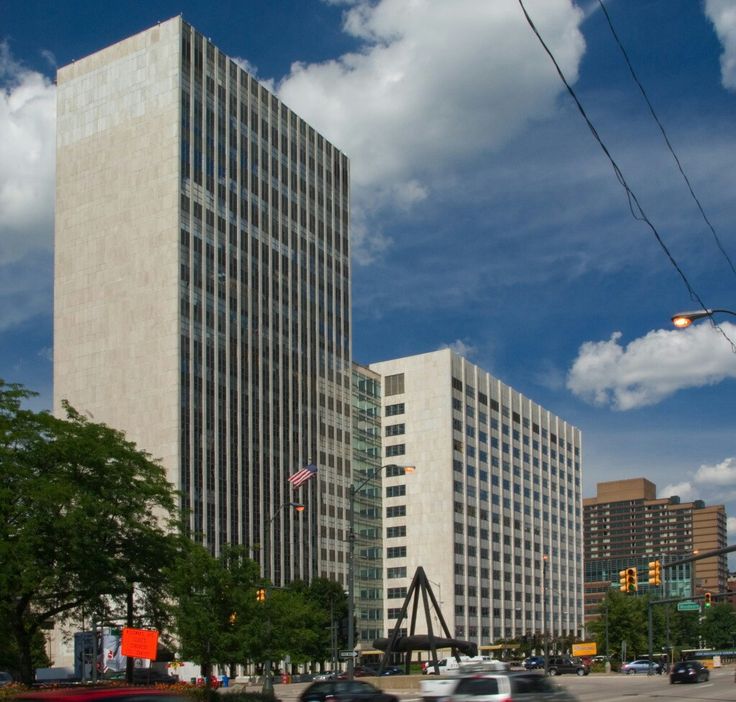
[{"left": 372, "top": 566, "right": 478, "bottom": 674}]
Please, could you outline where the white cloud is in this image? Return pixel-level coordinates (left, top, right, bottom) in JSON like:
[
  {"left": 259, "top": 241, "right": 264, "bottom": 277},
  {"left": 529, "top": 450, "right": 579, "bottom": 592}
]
[
  {"left": 704, "top": 0, "right": 736, "bottom": 90},
  {"left": 276, "top": 0, "right": 585, "bottom": 257},
  {"left": 0, "top": 42, "right": 56, "bottom": 267},
  {"left": 567, "top": 322, "right": 736, "bottom": 410},
  {"left": 728, "top": 516, "right": 736, "bottom": 538},
  {"left": 440, "top": 339, "right": 477, "bottom": 359},
  {"left": 660, "top": 481, "right": 697, "bottom": 502},
  {"left": 695, "top": 456, "right": 736, "bottom": 485}
]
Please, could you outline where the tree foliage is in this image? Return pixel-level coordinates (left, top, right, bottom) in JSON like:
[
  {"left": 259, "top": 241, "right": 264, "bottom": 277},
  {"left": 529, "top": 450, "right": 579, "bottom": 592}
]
[
  {"left": 0, "top": 380, "right": 180, "bottom": 684},
  {"left": 168, "top": 543, "right": 261, "bottom": 674}
]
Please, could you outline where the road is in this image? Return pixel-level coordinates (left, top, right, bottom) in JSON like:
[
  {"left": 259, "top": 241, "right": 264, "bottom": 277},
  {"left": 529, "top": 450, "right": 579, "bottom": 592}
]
[{"left": 263, "top": 668, "right": 735, "bottom": 702}]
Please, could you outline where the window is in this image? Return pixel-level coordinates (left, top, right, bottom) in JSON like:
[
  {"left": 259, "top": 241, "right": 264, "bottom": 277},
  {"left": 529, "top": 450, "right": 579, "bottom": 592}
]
[
  {"left": 387, "top": 525, "right": 406, "bottom": 538},
  {"left": 386, "top": 485, "right": 406, "bottom": 498},
  {"left": 387, "top": 505, "right": 406, "bottom": 518},
  {"left": 387, "top": 608, "right": 402, "bottom": 619},
  {"left": 387, "top": 546, "right": 406, "bottom": 558},
  {"left": 386, "top": 403, "right": 405, "bottom": 416},
  {"left": 385, "top": 373, "right": 405, "bottom": 396},
  {"left": 385, "top": 423, "right": 405, "bottom": 436},
  {"left": 386, "top": 444, "right": 405, "bottom": 457},
  {"left": 387, "top": 587, "right": 408, "bottom": 599},
  {"left": 387, "top": 566, "right": 406, "bottom": 578},
  {"left": 385, "top": 464, "right": 406, "bottom": 477}
]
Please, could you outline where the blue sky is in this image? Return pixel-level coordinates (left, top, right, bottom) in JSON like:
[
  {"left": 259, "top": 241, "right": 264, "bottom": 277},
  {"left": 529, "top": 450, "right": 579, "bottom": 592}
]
[{"left": 2, "top": 0, "right": 735, "bottom": 560}]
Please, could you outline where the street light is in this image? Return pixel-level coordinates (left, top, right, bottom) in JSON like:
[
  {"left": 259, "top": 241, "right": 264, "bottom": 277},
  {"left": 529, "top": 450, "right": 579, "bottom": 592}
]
[
  {"left": 671, "top": 308, "right": 736, "bottom": 328},
  {"left": 262, "top": 501, "right": 304, "bottom": 693},
  {"left": 347, "top": 463, "right": 415, "bottom": 679}
]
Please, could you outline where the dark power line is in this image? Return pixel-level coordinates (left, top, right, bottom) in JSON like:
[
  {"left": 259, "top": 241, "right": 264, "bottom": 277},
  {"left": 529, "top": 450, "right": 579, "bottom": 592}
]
[
  {"left": 516, "top": 0, "right": 736, "bottom": 353},
  {"left": 597, "top": 0, "right": 736, "bottom": 279}
]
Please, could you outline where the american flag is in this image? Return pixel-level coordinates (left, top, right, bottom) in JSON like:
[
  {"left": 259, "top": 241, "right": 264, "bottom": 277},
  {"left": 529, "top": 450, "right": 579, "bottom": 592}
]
[{"left": 288, "top": 463, "right": 318, "bottom": 488}]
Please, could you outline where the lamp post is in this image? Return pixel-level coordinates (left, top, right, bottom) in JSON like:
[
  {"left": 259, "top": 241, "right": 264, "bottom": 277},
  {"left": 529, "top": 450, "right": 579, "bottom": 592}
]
[
  {"left": 347, "top": 464, "right": 414, "bottom": 679},
  {"left": 542, "top": 555, "right": 549, "bottom": 676},
  {"left": 671, "top": 308, "right": 736, "bottom": 328},
  {"left": 262, "top": 501, "right": 304, "bottom": 693}
]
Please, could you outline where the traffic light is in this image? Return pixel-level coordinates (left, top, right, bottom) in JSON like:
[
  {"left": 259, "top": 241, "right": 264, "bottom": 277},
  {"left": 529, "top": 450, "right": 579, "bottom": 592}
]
[
  {"left": 256, "top": 587, "right": 266, "bottom": 602},
  {"left": 619, "top": 569, "right": 628, "bottom": 592},
  {"left": 648, "top": 560, "right": 662, "bottom": 587},
  {"left": 625, "top": 567, "right": 638, "bottom": 593},
  {"left": 704, "top": 592, "right": 712, "bottom": 607}
]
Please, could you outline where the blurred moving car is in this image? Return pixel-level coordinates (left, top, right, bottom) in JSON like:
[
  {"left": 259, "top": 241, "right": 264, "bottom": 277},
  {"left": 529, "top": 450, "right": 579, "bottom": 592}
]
[
  {"left": 380, "top": 666, "right": 404, "bottom": 676},
  {"left": 313, "top": 671, "right": 337, "bottom": 681},
  {"left": 337, "top": 666, "right": 378, "bottom": 679},
  {"left": 422, "top": 661, "right": 441, "bottom": 675},
  {"left": 523, "top": 656, "right": 545, "bottom": 670},
  {"left": 449, "top": 671, "right": 578, "bottom": 702},
  {"left": 104, "top": 669, "right": 180, "bottom": 685},
  {"left": 300, "top": 679, "right": 399, "bottom": 702},
  {"left": 669, "top": 661, "right": 709, "bottom": 684},
  {"left": 621, "top": 659, "right": 661, "bottom": 675}
]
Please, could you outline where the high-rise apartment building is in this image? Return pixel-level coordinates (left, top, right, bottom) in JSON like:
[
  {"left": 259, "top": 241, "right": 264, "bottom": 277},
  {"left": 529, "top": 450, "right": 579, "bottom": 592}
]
[
  {"left": 369, "top": 349, "right": 584, "bottom": 644},
  {"left": 55, "top": 18, "right": 352, "bottom": 586},
  {"left": 583, "top": 478, "right": 728, "bottom": 621}
]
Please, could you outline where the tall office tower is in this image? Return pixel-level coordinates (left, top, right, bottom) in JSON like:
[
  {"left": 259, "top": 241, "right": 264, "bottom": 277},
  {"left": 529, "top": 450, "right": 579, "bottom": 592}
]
[
  {"left": 583, "top": 478, "right": 728, "bottom": 620},
  {"left": 351, "top": 364, "right": 384, "bottom": 649},
  {"left": 55, "top": 18, "right": 352, "bottom": 585},
  {"left": 369, "top": 349, "right": 584, "bottom": 645}
]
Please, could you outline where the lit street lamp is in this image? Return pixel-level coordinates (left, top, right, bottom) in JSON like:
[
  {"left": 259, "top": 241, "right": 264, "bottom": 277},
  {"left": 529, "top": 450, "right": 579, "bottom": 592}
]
[
  {"left": 347, "top": 464, "right": 415, "bottom": 679},
  {"left": 671, "top": 308, "right": 736, "bottom": 328},
  {"left": 262, "top": 501, "right": 304, "bottom": 693}
]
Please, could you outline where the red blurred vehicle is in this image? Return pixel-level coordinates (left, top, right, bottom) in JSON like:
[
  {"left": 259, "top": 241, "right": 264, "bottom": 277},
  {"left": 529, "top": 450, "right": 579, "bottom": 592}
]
[{"left": 15, "top": 688, "right": 188, "bottom": 702}]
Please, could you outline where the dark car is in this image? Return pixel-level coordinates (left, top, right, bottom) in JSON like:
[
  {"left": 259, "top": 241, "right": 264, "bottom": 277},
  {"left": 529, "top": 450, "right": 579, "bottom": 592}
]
[
  {"left": 300, "top": 679, "right": 399, "bottom": 702},
  {"left": 380, "top": 666, "right": 404, "bottom": 676},
  {"left": 0, "top": 671, "right": 13, "bottom": 687},
  {"left": 546, "top": 656, "right": 589, "bottom": 676},
  {"left": 338, "top": 666, "right": 378, "bottom": 679},
  {"left": 523, "top": 656, "right": 545, "bottom": 670},
  {"left": 669, "top": 660, "right": 709, "bottom": 684},
  {"left": 104, "top": 669, "right": 180, "bottom": 685}
]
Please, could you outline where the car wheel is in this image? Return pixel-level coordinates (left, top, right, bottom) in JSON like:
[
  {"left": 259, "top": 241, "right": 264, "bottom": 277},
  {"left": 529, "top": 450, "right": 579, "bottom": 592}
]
[
  {"left": 627, "top": 669, "right": 635, "bottom": 675},
  {"left": 576, "top": 669, "right": 585, "bottom": 676},
  {"left": 548, "top": 668, "right": 558, "bottom": 676}
]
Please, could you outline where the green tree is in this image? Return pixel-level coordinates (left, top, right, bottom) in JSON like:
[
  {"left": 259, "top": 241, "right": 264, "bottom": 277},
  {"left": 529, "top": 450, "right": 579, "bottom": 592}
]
[
  {"left": 287, "top": 578, "right": 348, "bottom": 669},
  {"left": 0, "top": 380, "right": 180, "bottom": 684},
  {"left": 700, "top": 602, "right": 736, "bottom": 648},
  {"left": 169, "top": 543, "right": 260, "bottom": 678},
  {"left": 589, "top": 591, "right": 649, "bottom": 660}
]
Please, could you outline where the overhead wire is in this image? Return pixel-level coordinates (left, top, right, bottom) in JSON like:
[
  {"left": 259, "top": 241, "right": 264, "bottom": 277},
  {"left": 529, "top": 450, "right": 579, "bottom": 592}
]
[
  {"left": 516, "top": 0, "right": 736, "bottom": 353},
  {"left": 597, "top": 0, "right": 736, "bottom": 279}
]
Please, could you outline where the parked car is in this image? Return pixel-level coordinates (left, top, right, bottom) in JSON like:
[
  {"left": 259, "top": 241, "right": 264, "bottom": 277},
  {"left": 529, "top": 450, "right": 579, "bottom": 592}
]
[
  {"left": 336, "top": 666, "right": 378, "bottom": 679},
  {"left": 104, "top": 669, "right": 180, "bottom": 685},
  {"left": 300, "top": 679, "right": 399, "bottom": 702},
  {"left": 523, "top": 656, "right": 545, "bottom": 670},
  {"left": 0, "top": 672, "right": 13, "bottom": 687},
  {"left": 313, "top": 671, "right": 337, "bottom": 681},
  {"left": 669, "top": 660, "right": 709, "bottom": 684},
  {"left": 422, "top": 660, "right": 441, "bottom": 675},
  {"left": 546, "top": 656, "right": 589, "bottom": 676},
  {"left": 380, "top": 666, "right": 404, "bottom": 676},
  {"left": 449, "top": 671, "right": 578, "bottom": 702},
  {"left": 621, "top": 659, "right": 661, "bottom": 675}
]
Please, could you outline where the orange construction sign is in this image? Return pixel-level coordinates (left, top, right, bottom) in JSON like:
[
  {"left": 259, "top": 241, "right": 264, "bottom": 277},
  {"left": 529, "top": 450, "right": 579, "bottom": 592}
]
[{"left": 121, "top": 627, "right": 159, "bottom": 660}]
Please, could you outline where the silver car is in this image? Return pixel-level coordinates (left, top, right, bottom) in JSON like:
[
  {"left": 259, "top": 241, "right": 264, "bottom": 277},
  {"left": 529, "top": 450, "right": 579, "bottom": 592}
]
[
  {"left": 621, "top": 659, "right": 661, "bottom": 674},
  {"left": 449, "top": 671, "right": 577, "bottom": 702}
]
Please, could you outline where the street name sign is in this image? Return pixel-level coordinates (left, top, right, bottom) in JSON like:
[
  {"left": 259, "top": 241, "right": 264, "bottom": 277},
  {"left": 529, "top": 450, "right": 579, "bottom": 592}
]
[
  {"left": 677, "top": 601, "right": 700, "bottom": 612},
  {"left": 339, "top": 650, "right": 359, "bottom": 659}
]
